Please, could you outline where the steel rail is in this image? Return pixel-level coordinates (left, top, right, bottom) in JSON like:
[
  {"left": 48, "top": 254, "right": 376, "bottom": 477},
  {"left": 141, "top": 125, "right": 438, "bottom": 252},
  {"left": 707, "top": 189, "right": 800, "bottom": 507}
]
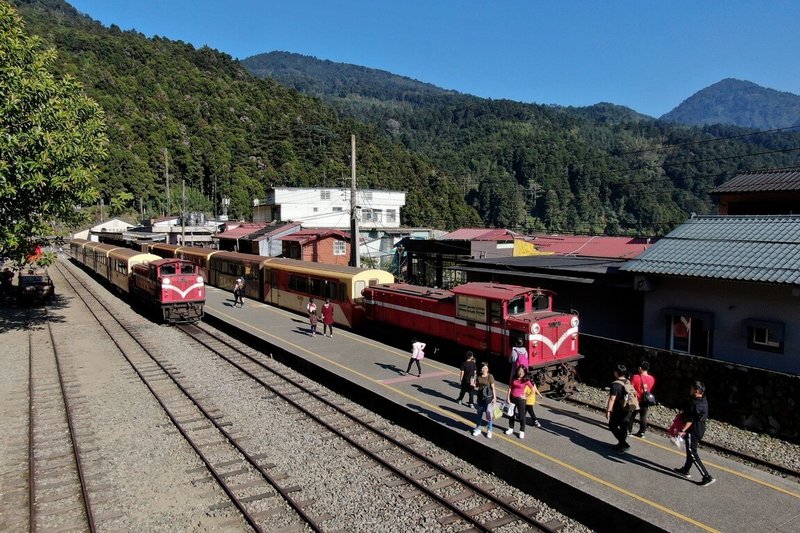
[
  {"left": 182, "top": 322, "right": 559, "bottom": 533},
  {"left": 56, "top": 261, "right": 324, "bottom": 533}
]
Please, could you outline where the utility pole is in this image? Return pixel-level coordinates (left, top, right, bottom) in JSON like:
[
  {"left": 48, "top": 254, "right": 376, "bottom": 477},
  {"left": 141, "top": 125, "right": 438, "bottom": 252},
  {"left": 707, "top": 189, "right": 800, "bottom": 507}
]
[
  {"left": 181, "top": 179, "right": 186, "bottom": 245},
  {"left": 349, "top": 134, "right": 360, "bottom": 268},
  {"left": 164, "top": 148, "right": 170, "bottom": 217}
]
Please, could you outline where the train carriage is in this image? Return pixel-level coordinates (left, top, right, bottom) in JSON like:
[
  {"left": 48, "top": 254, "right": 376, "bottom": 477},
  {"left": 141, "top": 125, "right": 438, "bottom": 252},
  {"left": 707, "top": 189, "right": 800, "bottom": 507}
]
[
  {"left": 85, "top": 242, "right": 121, "bottom": 280},
  {"left": 68, "top": 238, "right": 91, "bottom": 264},
  {"left": 263, "top": 259, "right": 395, "bottom": 328},
  {"left": 130, "top": 258, "right": 205, "bottom": 323},
  {"left": 107, "top": 248, "right": 161, "bottom": 294},
  {"left": 175, "top": 247, "right": 218, "bottom": 281},
  {"left": 208, "top": 251, "right": 270, "bottom": 301},
  {"left": 146, "top": 243, "right": 183, "bottom": 258}
]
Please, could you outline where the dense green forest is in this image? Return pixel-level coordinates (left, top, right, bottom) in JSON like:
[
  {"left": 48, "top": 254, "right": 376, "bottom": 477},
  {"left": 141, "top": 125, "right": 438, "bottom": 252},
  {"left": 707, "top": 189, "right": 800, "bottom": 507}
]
[
  {"left": 11, "top": 0, "right": 480, "bottom": 229},
  {"left": 661, "top": 78, "right": 800, "bottom": 130},
  {"left": 12, "top": 1, "right": 800, "bottom": 236},
  {"left": 244, "top": 52, "right": 800, "bottom": 235}
]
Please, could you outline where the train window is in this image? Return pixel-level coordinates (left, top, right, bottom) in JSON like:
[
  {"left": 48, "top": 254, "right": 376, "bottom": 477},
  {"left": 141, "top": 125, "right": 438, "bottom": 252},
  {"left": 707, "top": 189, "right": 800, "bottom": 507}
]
[
  {"left": 506, "top": 297, "right": 525, "bottom": 316},
  {"left": 161, "top": 264, "right": 175, "bottom": 275},
  {"left": 532, "top": 293, "right": 550, "bottom": 311},
  {"left": 309, "top": 278, "right": 322, "bottom": 297},
  {"left": 490, "top": 301, "right": 502, "bottom": 324},
  {"left": 456, "top": 295, "right": 487, "bottom": 323},
  {"left": 289, "top": 274, "right": 308, "bottom": 293},
  {"left": 355, "top": 280, "right": 365, "bottom": 298},
  {"left": 180, "top": 263, "right": 194, "bottom": 274}
]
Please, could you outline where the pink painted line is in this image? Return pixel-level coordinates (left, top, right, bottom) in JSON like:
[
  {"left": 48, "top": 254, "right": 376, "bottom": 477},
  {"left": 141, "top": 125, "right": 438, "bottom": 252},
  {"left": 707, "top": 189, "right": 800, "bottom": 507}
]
[{"left": 382, "top": 371, "right": 449, "bottom": 384}]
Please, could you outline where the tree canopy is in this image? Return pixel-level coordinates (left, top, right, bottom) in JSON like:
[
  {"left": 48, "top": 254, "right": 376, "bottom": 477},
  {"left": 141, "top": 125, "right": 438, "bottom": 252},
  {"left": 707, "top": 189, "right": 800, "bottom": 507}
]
[{"left": 0, "top": 0, "right": 107, "bottom": 264}]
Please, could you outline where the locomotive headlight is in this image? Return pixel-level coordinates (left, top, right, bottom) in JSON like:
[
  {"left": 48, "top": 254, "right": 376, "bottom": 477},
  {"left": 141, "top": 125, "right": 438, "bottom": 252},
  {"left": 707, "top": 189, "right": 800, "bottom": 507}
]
[
  {"left": 197, "top": 276, "right": 203, "bottom": 283},
  {"left": 570, "top": 316, "right": 580, "bottom": 328},
  {"left": 162, "top": 277, "right": 171, "bottom": 285},
  {"left": 530, "top": 323, "right": 541, "bottom": 335}
]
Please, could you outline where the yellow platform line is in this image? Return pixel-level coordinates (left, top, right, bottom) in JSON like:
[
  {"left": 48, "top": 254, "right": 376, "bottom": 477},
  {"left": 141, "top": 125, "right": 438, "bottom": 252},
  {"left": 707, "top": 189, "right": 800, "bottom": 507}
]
[{"left": 210, "top": 298, "right": 795, "bottom": 531}]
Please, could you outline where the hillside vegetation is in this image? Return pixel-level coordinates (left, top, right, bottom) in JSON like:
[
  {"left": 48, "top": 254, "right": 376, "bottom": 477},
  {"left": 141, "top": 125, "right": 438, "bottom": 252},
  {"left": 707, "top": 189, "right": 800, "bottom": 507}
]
[
  {"left": 244, "top": 52, "right": 800, "bottom": 235},
  {"left": 661, "top": 78, "right": 800, "bottom": 130},
  {"left": 12, "top": 1, "right": 800, "bottom": 235}
]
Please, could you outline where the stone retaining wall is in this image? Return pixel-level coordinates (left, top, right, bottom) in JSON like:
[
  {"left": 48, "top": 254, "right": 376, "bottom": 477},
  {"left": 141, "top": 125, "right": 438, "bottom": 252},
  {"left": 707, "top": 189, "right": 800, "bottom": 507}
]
[{"left": 578, "top": 334, "right": 800, "bottom": 442}]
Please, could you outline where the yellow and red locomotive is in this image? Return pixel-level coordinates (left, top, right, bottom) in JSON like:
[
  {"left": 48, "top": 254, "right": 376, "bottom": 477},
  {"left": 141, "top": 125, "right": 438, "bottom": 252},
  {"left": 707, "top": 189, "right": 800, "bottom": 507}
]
[{"left": 363, "top": 282, "right": 581, "bottom": 395}]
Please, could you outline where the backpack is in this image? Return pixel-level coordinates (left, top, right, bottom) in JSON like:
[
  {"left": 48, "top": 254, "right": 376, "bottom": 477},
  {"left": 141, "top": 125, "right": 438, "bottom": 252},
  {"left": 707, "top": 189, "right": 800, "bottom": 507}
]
[
  {"left": 510, "top": 347, "right": 529, "bottom": 369},
  {"left": 614, "top": 379, "right": 640, "bottom": 411}
]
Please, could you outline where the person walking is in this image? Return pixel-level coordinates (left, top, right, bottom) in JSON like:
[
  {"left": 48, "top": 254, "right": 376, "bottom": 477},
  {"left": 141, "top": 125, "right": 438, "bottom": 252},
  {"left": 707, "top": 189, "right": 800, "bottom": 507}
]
[
  {"left": 405, "top": 337, "right": 425, "bottom": 376},
  {"left": 628, "top": 361, "right": 656, "bottom": 438},
  {"left": 508, "top": 337, "right": 529, "bottom": 379},
  {"left": 606, "top": 364, "right": 635, "bottom": 453},
  {"left": 471, "top": 363, "right": 497, "bottom": 438},
  {"left": 455, "top": 351, "right": 477, "bottom": 407},
  {"left": 505, "top": 366, "right": 542, "bottom": 438},
  {"left": 232, "top": 278, "right": 245, "bottom": 307},
  {"left": 307, "top": 297, "right": 318, "bottom": 337},
  {"left": 673, "top": 381, "right": 716, "bottom": 486},
  {"left": 321, "top": 298, "right": 334, "bottom": 337}
]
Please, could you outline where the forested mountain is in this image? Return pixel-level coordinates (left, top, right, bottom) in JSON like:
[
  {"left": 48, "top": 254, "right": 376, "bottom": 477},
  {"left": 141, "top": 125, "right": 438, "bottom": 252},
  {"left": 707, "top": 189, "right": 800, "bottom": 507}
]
[
  {"left": 12, "top": 1, "right": 800, "bottom": 236},
  {"left": 10, "top": 0, "right": 480, "bottom": 229},
  {"left": 244, "top": 52, "right": 800, "bottom": 235},
  {"left": 661, "top": 78, "right": 800, "bottom": 130}
]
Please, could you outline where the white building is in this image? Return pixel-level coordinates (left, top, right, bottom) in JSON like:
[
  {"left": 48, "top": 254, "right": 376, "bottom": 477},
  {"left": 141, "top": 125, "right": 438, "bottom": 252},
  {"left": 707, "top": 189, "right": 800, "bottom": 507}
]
[{"left": 253, "top": 187, "right": 406, "bottom": 230}]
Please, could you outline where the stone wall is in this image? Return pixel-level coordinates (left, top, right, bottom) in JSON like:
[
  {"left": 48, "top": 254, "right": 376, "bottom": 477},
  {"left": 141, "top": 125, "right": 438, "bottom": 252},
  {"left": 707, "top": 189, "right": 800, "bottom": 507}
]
[{"left": 579, "top": 334, "right": 800, "bottom": 443}]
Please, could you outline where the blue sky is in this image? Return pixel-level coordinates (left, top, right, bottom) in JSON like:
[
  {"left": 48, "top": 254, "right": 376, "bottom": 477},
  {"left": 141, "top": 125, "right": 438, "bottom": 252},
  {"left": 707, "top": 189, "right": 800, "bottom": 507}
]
[{"left": 66, "top": 0, "right": 800, "bottom": 117}]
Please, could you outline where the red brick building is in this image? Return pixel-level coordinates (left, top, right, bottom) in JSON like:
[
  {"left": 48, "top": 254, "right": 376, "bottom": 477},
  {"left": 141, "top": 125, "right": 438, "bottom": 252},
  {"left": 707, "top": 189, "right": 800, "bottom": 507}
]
[{"left": 280, "top": 229, "right": 351, "bottom": 265}]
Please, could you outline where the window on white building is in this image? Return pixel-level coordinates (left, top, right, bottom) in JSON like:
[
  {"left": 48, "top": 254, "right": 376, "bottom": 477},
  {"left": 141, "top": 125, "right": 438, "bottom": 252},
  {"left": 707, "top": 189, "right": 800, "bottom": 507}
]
[
  {"left": 332, "top": 207, "right": 343, "bottom": 212},
  {"left": 320, "top": 191, "right": 331, "bottom": 200},
  {"left": 333, "top": 240, "right": 346, "bottom": 256},
  {"left": 386, "top": 209, "right": 397, "bottom": 222},
  {"left": 362, "top": 209, "right": 373, "bottom": 222}
]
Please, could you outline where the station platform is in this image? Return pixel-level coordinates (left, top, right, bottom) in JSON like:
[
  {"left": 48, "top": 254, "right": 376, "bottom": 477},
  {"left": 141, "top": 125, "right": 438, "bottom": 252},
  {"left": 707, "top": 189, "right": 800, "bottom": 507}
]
[{"left": 203, "top": 287, "right": 799, "bottom": 533}]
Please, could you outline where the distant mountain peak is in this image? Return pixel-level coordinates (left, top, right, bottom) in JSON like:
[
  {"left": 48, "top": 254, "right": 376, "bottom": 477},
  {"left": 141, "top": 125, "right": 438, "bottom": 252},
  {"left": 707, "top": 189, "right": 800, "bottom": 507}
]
[{"left": 660, "top": 78, "right": 800, "bottom": 130}]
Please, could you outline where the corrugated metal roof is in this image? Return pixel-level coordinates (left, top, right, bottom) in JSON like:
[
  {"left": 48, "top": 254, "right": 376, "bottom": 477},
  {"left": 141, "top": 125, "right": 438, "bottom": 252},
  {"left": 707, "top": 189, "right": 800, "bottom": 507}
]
[
  {"left": 442, "top": 228, "right": 518, "bottom": 240},
  {"left": 532, "top": 235, "right": 655, "bottom": 259},
  {"left": 710, "top": 168, "right": 800, "bottom": 193},
  {"left": 622, "top": 215, "right": 800, "bottom": 285}
]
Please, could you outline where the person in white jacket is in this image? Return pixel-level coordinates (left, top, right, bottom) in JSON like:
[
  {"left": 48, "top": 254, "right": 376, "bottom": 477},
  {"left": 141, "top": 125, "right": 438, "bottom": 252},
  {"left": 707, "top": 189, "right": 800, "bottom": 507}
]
[{"left": 405, "top": 337, "right": 425, "bottom": 376}]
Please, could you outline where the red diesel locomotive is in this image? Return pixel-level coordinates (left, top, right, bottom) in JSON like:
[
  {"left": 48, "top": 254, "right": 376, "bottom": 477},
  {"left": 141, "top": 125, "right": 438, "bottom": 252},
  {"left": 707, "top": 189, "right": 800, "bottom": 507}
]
[
  {"left": 130, "top": 259, "right": 205, "bottom": 323},
  {"left": 69, "top": 239, "right": 204, "bottom": 324},
  {"left": 363, "top": 282, "right": 581, "bottom": 395}
]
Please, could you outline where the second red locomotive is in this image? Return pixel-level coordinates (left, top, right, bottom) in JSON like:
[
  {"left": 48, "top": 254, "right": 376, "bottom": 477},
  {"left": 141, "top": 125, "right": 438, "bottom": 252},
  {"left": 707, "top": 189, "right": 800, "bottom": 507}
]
[
  {"left": 130, "top": 258, "right": 205, "bottom": 323},
  {"left": 363, "top": 282, "right": 581, "bottom": 395}
]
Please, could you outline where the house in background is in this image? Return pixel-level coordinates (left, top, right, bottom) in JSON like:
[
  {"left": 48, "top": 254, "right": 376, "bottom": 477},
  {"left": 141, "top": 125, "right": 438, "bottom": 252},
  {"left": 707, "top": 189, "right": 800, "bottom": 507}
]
[
  {"left": 711, "top": 167, "right": 800, "bottom": 215},
  {"left": 622, "top": 214, "right": 800, "bottom": 374},
  {"left": 280, "top": 229, "right": 351, "bottom": 265},
  {"left": 214, "top": 222, "right": 302, "bottom": 255},
  {"left": 73, "top": 217, "right": 135, "bottom": 242},
  {"left": 253, "top": 187, "right": 406, "bottom": 230}
]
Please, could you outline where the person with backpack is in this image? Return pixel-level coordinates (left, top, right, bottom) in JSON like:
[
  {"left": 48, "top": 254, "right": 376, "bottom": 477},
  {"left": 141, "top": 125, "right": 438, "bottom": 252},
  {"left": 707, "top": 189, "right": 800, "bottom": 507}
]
[
  {"left": 508, "top": 337, "right": 529, "bottom": 380},
  {"left": 628, "top": 361, "right": 656, "bottom": 438},
  {"left": 606, "top": 364, "right": 638, "bottom": 453}
]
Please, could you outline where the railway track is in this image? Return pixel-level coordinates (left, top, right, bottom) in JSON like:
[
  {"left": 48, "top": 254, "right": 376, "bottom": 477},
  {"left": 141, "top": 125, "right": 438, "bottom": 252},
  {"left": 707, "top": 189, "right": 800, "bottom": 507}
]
[
  {"left": 178, "top": 321, "right": 564, "bottom": 533},
  {"left": 54, "top": 262, "right": 327, "bottom": 532},
  {"left": 27, "top": 308, "right": 97, "bottom": 532},
  {"left": 564, "top": 396, "right": 800, "bottom": 480}
]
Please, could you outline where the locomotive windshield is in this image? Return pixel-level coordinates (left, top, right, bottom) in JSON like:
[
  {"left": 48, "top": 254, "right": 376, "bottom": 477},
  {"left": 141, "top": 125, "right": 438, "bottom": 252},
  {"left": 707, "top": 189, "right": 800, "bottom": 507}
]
[
  {"left": 180, "top": 263, "right": 195, "bottom": 274},
  {"left": 532, "top": 293, "right": 550, "bottom": 311},
  {"left": 506, "top": 296, "right": 526, "bottom": 316}
]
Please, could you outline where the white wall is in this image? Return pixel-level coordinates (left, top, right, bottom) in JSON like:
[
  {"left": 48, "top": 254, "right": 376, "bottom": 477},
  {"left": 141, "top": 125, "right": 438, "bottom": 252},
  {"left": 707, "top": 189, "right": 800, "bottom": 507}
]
[{"left": 641, "top": 277, "right": 800, "bottom": 373}]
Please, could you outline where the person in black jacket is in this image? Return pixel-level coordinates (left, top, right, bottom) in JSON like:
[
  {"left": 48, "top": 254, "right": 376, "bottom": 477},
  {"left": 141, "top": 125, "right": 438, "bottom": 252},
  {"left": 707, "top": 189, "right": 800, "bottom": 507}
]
[{"left": 673, "top": 381, "right": 716, "bottom": 486}]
